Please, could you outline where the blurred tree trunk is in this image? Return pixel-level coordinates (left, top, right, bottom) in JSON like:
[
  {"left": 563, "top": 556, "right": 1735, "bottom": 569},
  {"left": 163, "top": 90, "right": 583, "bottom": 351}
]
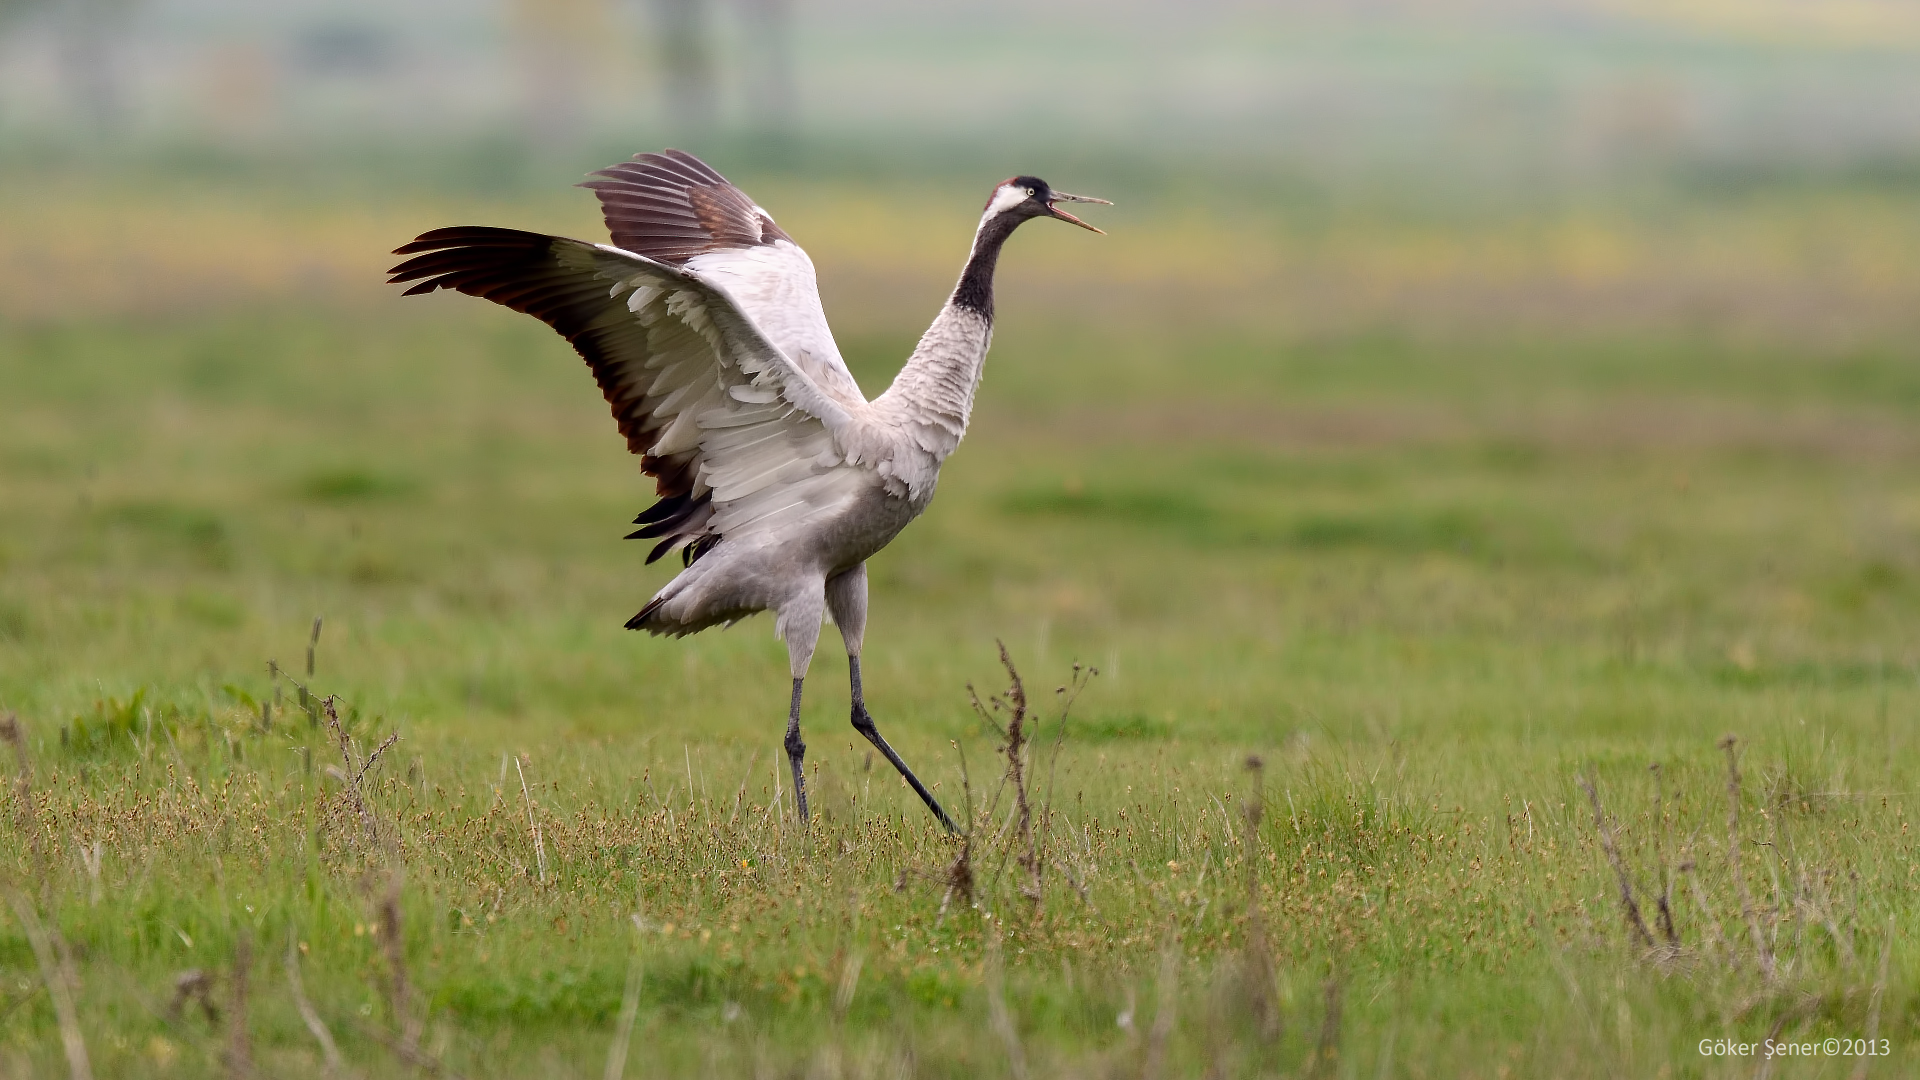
[
  {"left": 650, "top": 0, "right": 716, "bottom": 139},
  {"left": 737, "top": 0, "right": 794, "bottom": 138},
  {"left": 510, "top": 0, "right": 613, "bottom": 154},
  {"left": 0, "top": 0, "right": 54, "bottom": 119},
  {"left": 57, "top": 0, "right": 138, "bottom": 133},
  {"left": 0, "top": 0, "right": 51, "bottom": 29}
]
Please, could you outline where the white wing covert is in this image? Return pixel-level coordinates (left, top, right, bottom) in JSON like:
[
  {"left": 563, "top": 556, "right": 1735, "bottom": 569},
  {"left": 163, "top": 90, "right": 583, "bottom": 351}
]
[{"left": 581, "top": 149, "right": 867, "bottom": 412}]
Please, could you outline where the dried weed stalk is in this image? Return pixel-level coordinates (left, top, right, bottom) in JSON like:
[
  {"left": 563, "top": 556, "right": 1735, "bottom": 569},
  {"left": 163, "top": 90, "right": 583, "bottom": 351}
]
[
  {"left": 1, "top": 713, "right": 45, "bottom": 884},
  {"left": 357, "top": 1022, "right": 467, "bottom": 1080},
  {"left": 1849, "top": 920, "right": 1894, "bottom": 1080},
  {"left": 375, "top": 874, "right": 424, "bottom": 1058},
  {"left": 604, "top": 947, "right": 644, "bottom": 1080},
  {"left": 515, "top": 755, "right": 548, "bottom": 884},
  {"left": 304, "top": 616, "right": 323, "bottom": 725},
  {"left": 1309, "top": 978, "right": 1345, "bottom": 1079},
  {"left": 346, "top": 873, "right": 465, "bottom": 1077},
  {"left": 285, "top": 930, "right": 348, "bottom": 1079},
  {"left": 1579, "top": 772, "right": 1658, "bottom": 954},
  {"left": 224, "top": 930, "right": 253, "bottom": 1080},
  {"left": 1720, "top": 736, "right": 1776, "bottom": 979},
  {"left": 7, "top": 888, "right": 92, "bottom": 1080},
  {"left": 1139, "top": 933, "right": 1181, "bottom": 1080},
  {"left": 1581, "top": 734, "right": 1893, "bottom": 1018},
  {"left": 984, "top": 925, "right": 1028, "bottom": 1080},
  {"left": 1239, "top": 755, "right": 1281, "bottom": 1043},
  {"left": 967, "top": 641, "right": 1040, "bottom": 906},
  {"left": 321, "top": 696, "right": 399, "bottom": 856},
  {"left": 928, "top": 739, "right": 976, "bottom": 925},
  {"left": 168, "top": 969, "right": 219, "bottom": 1026},
  {"left": 1648, "top": 763, "right": 1680, "bottom": 949},
  {"left": 954, "top": 642, "right": 1097, "bottom": 917}
]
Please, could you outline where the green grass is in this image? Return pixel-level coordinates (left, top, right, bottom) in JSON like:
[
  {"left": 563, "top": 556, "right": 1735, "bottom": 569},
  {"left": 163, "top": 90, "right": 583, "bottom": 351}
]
[{"left": 1, "top": 177, "right": 1918, "bottom": 1077}]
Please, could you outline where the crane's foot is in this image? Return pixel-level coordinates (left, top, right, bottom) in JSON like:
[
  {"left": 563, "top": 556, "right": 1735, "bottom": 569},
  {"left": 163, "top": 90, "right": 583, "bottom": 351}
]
[{"left": 852, "top": 706, "right": 957, "bottom": 834}]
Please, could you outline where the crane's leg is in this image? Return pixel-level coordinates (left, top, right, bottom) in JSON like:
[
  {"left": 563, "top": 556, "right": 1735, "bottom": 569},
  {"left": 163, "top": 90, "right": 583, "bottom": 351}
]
[
  {"left": 777, "top": 586, "right": 825, "bottom": 826},
  {"left": 784, "top": 677, "right": 808, "bottom": 824},
  {"left": 827, "top": 566, "right": 958, "bottom": 833}
]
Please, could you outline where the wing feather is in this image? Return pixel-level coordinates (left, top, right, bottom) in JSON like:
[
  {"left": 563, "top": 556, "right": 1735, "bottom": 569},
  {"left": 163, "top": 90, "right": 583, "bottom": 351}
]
[
  {"left": 579, "top": 149, "right": 868, "bottom": 411},
  {"left": 388, "top": 225, "right": 873, "bottom": 562}
]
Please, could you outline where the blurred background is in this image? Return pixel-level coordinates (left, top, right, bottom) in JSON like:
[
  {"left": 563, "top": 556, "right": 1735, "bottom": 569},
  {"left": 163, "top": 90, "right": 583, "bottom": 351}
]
[
  {"left": 7, "top": 0, "right": 1920, "bottom": 182},
  {"left": 2, "top": 0, "right": 1918, "bottom": 745},
  {"left": 3, "top": 0, "right": 1920, "bottom": 332}
]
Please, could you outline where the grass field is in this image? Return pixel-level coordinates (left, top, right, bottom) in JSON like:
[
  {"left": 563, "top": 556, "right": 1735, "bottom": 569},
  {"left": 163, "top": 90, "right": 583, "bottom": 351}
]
[{"left": 1, "top": 163, "right": 1918, "bottom": 1077}]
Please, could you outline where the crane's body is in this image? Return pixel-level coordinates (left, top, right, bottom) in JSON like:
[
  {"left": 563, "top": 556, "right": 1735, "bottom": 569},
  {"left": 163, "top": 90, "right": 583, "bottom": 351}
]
[{"left": 389, "top": 150, "right": 1106, "bottom": 829}]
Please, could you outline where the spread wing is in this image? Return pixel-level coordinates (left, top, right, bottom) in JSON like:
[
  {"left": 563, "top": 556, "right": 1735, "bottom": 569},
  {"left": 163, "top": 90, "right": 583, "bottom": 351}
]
[
  {"left": 388, "top": 227, "right": 873, "bottom": 564},
  {"left": 580, "top": 149, "right": 867, "bottom": 411}
]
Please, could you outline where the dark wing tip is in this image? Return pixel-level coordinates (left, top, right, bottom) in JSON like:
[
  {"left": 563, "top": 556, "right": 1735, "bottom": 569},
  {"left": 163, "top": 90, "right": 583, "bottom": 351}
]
[
  {"left": 387, "top": 227, "right": 558, "bottom": 283},
  {"left": 627, "top": 596, "right": 668, "bottom": 630},
  {"left": 392, "top": 226, "right": 525, "bottom": 255}
]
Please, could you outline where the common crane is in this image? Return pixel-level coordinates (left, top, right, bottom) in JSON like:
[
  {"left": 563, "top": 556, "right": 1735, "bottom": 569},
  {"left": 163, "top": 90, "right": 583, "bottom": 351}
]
[{"left": 388, "top": 149, "right": 1107, "bottom": 831}]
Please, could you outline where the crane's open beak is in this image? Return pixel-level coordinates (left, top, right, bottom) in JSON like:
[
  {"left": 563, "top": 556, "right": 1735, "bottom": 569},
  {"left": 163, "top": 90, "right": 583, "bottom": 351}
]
[{"left": 1046, "top": 191, "right": 1111, "bottom": 234}]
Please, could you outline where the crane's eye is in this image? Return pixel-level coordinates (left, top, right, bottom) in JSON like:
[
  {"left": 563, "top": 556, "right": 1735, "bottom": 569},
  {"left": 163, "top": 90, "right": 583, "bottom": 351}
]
[{"left": 1025, "top": 187, "right": 1034, "bottom": 197}]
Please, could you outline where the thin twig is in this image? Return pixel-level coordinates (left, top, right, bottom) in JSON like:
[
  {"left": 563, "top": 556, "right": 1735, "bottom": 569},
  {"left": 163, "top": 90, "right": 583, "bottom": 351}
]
[
  {"left": 355, "top": 733, "right": 401, "bottom": 789},
  {"left": 1050, "top": 857, "right": 1096, "bottom": 911},
  {"left": 299, "top": 616, "right": 323, "bottom": 725},
  {"left": 1, "top": 714, "right": 45, "bottom": 884},
  {"left": 984, "top": 925, "right": 1027, "bottom": 1080},
  {"left": 377, "top": 876, "right": 422, "bottom": 1056},
  {"left": 285, "top": 930, "right": 347, "bottom": 1078},
  {"left": 1849, "top": 918, "right": 1894, "bottom": 1080},
  {"left": 991, "top": 642, "right": 1042, "bottom": 907},
  {"left": 1681, "top": 849, "right": 1727, "bottom": 961},
  {"left": 765, "top": 761, "right": 783, "bottom": 830},
  {"left": 604, "top": 949, "right": 643, "bottom": 1080},
  {"left": 167, "top": 969, "right": 219, "bottom": 1026},
  {"left": 1036, "top": 662, "right": 1094, "bottom": 881},
  {"left": 515, "top": 756, "right": 547, "bottom": 884},
  {"left": 1242, "top": 755, "right": 1280, "bottom": 1043},
  {"left": 7, "top": 889, "right": 92, "bottom": 1080},
  {"left": 725, "top": 750, "right": 760, "bottom": 827},
  {"left": 1753, "top": 1009, "right": 1794, "bottom": 1080},
  {"left": 325, "top": 699, "right": 375, "bottom": 846},
  {"left": 1140, "top": 932, "right": 1180, "bottom": 1080},
  {"left": 1311, "top": 977, "right": 1345, "bottom": 1079},
  {"left": 932, "top": 740, "right": 977, "bottom": 928},
  {"left": 357, "top": 1020, "right": 468, "bottom": 1080},
  {"left": 1580, "top": 772, "right": 1656, "bottom": 952},
  {"left": 1041, "top": 662, "right": 1094, "bottom": 820},
  {"left": 1650, "top": 763, "right": 1680, "bottom": 948},
  {"left": 832, "top": 949, "right": 863, "bottom": 1021},
  {"left": 225, "top": 929, "right": 253, "bottom": 1080},
  {"left": 1721, "top": 736, "right": 1775, "bottom": 978}
]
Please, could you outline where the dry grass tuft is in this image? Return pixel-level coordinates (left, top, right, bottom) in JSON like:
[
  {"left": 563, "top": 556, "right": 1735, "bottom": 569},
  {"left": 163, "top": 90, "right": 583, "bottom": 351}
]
[{"left": 1577, "top": 734, "right": 1901, "bottom": 1054}]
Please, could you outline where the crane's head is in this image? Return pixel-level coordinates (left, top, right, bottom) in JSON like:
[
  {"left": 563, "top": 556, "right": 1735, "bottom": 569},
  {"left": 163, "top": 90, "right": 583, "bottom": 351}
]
[{"left": 984, "top": 176, "right": 1111, "bottom": 233}]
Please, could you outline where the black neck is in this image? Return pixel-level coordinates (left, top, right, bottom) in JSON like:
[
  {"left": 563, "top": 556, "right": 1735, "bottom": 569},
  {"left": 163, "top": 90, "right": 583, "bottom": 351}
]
[{"left": 950, "top": 213, "right": 1023, "bottom": 320}]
